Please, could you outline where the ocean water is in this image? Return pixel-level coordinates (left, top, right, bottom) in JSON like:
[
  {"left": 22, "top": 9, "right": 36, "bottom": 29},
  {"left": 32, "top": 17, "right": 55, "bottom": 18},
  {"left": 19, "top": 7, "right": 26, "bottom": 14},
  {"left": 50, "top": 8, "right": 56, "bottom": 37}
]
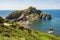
[
  {"left": 0, "top": 10, "right": 14, "bottom": 18},
  {"left": 0, "top": 10, "right": 60, "bottom": 36},
  {"left": 30, "top": 10, "right": 60, "bottom": 36}
]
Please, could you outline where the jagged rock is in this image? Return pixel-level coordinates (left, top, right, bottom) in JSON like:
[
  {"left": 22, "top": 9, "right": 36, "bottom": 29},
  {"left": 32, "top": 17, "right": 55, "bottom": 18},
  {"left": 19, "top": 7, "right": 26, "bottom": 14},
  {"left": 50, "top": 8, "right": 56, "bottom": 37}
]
[
  {"left": 6, "top": 6, "right": 42, "bottom": 21},
  {"left": 5, "top": 6, "right": 52, "bottom": 28},
  {"left": 39, "top": 14, "right": 43, "bottom": 19},
  {"left": 42, "top": 14, "right": 47, "bottom": 19},
  {"left": 6, "top": 6, "right": 52, "bottom": 22},
  {"left": 47, "top": 14, "right": 52, "bottom": 19},
  {"left": 6, "top": 11, "right": 23, "bottom": 20}
]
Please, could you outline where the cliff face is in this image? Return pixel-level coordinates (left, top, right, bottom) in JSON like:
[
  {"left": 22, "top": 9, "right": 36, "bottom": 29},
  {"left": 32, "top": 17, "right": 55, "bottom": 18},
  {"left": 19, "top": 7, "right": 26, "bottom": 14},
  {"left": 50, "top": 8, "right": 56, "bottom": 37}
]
[{"left": 6, "top": 6, "right": 52, "bottom": 22}]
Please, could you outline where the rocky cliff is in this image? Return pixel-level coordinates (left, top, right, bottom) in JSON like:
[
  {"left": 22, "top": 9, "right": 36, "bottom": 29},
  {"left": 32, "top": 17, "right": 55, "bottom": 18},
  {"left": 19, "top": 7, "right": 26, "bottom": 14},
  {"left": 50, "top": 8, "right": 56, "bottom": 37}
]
[
  {"left": 6, "top": 6, "right": 52, "bottom": 22},
  {"left": 6, "top": 6, "right": 52, "bottom": 28}
]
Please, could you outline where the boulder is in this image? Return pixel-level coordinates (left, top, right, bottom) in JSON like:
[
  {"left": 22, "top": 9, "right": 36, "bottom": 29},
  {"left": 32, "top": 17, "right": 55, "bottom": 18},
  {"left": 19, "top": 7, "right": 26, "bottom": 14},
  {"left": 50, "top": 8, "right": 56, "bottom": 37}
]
[{"left": 47, "top": 14, "right": 52, "bottom": 19}]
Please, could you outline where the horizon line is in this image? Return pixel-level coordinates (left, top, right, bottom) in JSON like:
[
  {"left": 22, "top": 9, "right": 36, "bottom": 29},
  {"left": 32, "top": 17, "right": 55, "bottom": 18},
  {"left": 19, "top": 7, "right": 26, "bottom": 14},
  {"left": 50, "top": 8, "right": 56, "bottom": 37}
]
[{"left": 0, "top": 9, "right": 60, "bottom": 10}]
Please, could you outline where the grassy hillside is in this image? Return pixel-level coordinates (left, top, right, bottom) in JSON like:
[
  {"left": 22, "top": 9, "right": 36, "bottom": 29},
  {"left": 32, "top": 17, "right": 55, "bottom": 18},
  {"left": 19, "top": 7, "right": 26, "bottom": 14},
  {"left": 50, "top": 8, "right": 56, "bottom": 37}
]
[
  {"left": 0, "top": 23, "right": 60, "bottom": 40},
  {"left": 0, "top": 16, "right": 60, "bottom": 40}
]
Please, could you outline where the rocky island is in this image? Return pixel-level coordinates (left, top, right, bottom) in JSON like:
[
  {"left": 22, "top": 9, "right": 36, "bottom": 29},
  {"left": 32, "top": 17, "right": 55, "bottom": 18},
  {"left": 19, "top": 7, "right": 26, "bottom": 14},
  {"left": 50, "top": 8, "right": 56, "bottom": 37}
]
[{"left": 6, "top": 6, "right": 52, "bottom": 28}]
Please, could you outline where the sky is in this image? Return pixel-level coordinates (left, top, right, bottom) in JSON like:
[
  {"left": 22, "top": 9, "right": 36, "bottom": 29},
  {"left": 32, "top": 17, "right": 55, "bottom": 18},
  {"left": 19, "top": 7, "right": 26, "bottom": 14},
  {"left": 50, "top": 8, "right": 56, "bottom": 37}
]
[{"left": 0, "top": 0, "right": 60, "bottom": 10}]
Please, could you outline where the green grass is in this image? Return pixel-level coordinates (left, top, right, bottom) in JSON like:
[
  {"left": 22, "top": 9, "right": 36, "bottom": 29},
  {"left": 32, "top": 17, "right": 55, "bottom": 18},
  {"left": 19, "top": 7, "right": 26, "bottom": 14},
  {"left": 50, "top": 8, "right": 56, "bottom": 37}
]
[
  {"left": 0, "top": 16, "right": 60, "bottom": 40},
  {"left": 0, "top": 23, "right": 60, "bottom": 40}
]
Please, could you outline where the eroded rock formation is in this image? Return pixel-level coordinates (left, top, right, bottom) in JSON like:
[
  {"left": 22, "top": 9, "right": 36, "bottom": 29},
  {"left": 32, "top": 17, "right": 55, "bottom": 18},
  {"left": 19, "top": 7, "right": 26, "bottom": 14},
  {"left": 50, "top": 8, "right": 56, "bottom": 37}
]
[{"left": 6, "top": 6, "right": 52, "bottom": 22}]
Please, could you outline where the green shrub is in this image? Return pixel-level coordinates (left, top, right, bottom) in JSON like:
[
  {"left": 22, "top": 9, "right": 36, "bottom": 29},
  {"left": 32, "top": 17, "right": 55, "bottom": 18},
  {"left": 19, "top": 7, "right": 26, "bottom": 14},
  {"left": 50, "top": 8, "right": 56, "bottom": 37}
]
[{"left": 0, "top": 16, "right": 4, "bottom": 23}]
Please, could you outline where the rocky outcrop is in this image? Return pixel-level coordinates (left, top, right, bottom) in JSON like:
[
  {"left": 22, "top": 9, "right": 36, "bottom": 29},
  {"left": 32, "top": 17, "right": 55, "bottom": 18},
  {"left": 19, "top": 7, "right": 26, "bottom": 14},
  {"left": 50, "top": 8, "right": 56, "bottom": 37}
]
[
  {"left": 42, "top": 14, "right": 47, "bottom": 19},
  {"left": 47, "top": 14, "right": 52, "bottom": 19},
  {"left": 39, "top": 14, "right": 52, "bottom": 20},
  {"left": 6, "top": 6, "right": 52, "bottom": 22},
  {"left": 5, "top": 6, "right": 52, "bottom": 28}
]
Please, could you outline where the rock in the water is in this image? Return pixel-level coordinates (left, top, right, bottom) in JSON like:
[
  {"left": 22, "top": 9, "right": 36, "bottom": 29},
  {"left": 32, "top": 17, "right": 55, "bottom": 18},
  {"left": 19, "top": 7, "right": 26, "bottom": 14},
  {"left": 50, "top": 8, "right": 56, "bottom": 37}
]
[
  {"left": 47, "top": 14, "right": 52, "bottom": 19},
  {"left": 42, "top": 14, "right": 47, "bottom": 19}
]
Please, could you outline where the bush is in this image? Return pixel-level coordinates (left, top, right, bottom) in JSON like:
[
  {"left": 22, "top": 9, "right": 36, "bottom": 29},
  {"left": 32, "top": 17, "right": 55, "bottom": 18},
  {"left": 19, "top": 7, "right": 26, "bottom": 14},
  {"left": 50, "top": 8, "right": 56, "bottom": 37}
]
[{"left": 0, "top": 16, "right": 4, "bottom": 23}]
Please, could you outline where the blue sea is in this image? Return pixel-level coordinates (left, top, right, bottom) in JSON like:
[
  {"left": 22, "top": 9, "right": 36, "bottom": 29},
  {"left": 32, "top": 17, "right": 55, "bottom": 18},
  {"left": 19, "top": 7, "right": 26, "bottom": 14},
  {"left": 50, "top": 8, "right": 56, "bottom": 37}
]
[
  {"left": 0, "top": 10, "right": 60, "bottom": 36},
  {"left": 0, "top": 10, "right": 14, "bottom": 18}
]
